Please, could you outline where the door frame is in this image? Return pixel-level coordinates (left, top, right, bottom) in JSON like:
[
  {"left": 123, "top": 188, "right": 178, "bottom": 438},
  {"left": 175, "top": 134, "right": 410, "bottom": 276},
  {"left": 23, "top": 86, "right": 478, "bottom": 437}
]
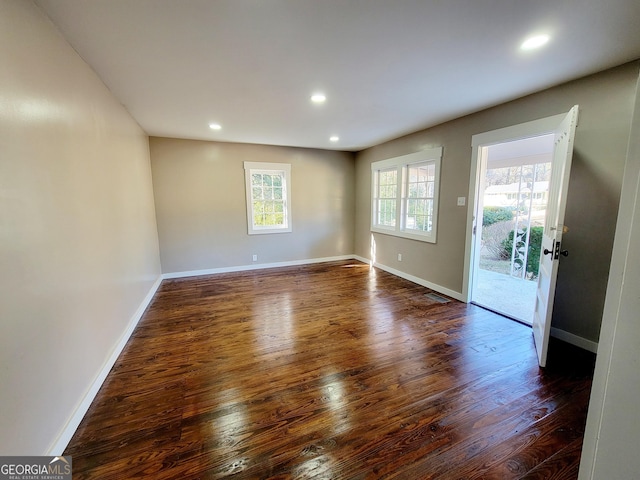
[{"left": 462, "top": 113, "right": 567, "bottom": 303}]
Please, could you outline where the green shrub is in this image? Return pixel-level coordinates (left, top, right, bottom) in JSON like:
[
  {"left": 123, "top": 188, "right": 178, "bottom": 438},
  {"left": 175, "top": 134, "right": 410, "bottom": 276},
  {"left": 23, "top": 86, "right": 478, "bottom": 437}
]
[
  {"left": 483, "top": 206, "right": 514, "bottom": 227},
  {"left": 501, "top": 226, "right": 544, "bottom": 277}
]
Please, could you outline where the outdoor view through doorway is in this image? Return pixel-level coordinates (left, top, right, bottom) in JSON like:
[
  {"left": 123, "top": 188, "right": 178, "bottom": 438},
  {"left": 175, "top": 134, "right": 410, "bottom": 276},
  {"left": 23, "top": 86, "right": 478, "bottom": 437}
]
[{"left": 471, "top": 134, "right": 555, "bottom": 324}]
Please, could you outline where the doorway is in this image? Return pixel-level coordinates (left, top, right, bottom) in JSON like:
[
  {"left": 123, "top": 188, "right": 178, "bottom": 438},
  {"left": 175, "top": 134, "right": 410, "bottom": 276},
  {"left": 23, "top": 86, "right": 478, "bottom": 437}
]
[
  {"left": 470, "top": 135, "right": 554, "bottom": 324},
  {"left": 463, "top": 107, "right": 579, "bottom": 366}
]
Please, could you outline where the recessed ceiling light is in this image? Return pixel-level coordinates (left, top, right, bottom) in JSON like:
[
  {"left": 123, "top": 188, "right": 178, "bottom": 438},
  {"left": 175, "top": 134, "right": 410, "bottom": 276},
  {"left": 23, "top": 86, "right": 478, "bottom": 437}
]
[
  {"left": 311, "top": 93, "right": 326, "bottom": 104},
  {"left": 329, "top": 136, "right": 339, "bottom": 142},
  {"left": 521, "top": 34, "right": 550, "bottom": 51},
  {"left": 209, "top": 123, "right": 222, "bottom": 130}
]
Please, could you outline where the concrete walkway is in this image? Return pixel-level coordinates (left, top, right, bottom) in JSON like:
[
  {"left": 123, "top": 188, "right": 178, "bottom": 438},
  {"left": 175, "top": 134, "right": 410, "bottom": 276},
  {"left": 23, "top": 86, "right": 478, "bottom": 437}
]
[{"left": 472, "top": 268, "right": 537, "bottom": 325}]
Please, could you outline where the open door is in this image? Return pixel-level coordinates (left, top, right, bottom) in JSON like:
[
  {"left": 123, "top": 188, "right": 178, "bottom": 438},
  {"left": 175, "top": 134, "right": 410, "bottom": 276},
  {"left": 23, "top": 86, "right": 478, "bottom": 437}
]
[{"left": 532, "top": 105, "right": 579, "bottom": 367}]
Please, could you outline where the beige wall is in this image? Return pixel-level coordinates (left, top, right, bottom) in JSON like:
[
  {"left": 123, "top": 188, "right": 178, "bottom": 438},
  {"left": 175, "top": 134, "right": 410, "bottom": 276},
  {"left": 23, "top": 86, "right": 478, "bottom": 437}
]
[
  {"left": 0, "top": 0, "right": 161, "bottom": 454},
  {"left": 3, "top": 0, "right": 636, "bottom": 456},
  {"left": 150, "top": 137, "right": 355, "bottom": 273},
  {"left": 579, "top": 66, "right": 640, "bottom": 480},
  {"left": 355, "top": 62, "right": 640, "bottom": 345}
]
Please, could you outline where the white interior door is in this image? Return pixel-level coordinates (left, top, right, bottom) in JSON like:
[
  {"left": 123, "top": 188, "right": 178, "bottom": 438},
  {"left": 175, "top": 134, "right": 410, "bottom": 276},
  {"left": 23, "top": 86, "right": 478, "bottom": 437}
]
[{"left": 532, "top": 105, "right": 579, "bottom": 367}]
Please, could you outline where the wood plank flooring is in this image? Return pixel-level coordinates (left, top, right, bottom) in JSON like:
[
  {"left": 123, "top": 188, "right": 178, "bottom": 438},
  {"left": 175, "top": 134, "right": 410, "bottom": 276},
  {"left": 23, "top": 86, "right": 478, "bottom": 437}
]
[{"left": 65, "top": 260, "right": 595, "bottom": 479}]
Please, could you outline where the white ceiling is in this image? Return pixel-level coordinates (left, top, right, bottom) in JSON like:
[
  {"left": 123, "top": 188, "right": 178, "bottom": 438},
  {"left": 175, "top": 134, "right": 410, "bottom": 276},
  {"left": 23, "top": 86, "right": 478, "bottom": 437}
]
[
  {"left": 487, "top": 134, "right": 554, "bottom": 169},
  {"left": 35, "top": 0, "right": 640, "bottom": 152}
]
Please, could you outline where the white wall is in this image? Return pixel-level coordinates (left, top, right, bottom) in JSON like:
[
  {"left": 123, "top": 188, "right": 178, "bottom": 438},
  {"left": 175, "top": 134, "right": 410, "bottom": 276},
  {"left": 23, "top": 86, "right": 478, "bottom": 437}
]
[
  {"left": 579, "top": 69, "right": 640, "bottom": 479},
  {"left": 0, "top": 0, "right": 161, "bottom": 454}
]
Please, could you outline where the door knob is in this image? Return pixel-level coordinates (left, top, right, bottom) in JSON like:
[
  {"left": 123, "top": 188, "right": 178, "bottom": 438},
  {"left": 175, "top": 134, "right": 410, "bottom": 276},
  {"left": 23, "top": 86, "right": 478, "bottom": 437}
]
[{"left": 543, "top": 241, "right": 565, "bottom": 259}]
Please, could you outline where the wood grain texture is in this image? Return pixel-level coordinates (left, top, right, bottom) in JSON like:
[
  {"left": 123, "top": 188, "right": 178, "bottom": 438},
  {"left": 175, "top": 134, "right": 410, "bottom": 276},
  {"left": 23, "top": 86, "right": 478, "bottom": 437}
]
[{"left": 65, "top": 260, "right": 594, "bottom": 479}]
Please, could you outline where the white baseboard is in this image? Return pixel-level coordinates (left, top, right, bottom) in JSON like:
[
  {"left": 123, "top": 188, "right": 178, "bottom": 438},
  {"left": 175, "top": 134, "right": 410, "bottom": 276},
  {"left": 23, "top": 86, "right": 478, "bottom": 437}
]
[
  {"left": 352, "top": 255, "right": 372, "bottom": 265},
  {"left": 366, "top": 259, "right": 466, "bottom": 302},
  {"left": 46, "top": 257, "right": 594, "bottom": 455},
  {"left": 46, "top": 275, "right": 163, "bottom": 456},
  {"left": 163, "top": 255, "right": 464, "bottom": 303},
  {"left": 550, "top": 327, "right": 599, "bottom": 353},
  {"left": 358, "top": 258, "right": 597, "bottom": 352},
  {"left": 162, "top": 255, "right": 357, "bottom": 279}
]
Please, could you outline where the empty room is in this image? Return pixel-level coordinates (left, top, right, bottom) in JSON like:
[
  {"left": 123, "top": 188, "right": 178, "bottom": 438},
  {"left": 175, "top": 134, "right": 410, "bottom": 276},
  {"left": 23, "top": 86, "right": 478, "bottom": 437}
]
[{"left": 2, "top": 1, "right": 640, "bottom": 479}]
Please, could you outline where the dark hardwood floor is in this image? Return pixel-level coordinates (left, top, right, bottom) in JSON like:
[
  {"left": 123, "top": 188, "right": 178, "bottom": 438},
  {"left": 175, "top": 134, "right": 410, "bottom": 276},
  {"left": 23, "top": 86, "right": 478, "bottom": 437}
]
[{"left": 65, "top": 260, "right": 595, "bottom": 479}]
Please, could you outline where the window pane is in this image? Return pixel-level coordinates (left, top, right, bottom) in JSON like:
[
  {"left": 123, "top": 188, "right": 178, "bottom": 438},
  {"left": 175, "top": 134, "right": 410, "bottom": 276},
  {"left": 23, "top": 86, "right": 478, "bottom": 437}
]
[
  {"left": 379, "top": 170, "right": 397, "bottom": 185},
  {"left": 426, "top": 181, "right": 434, "bottom": 197},
  {"left": 426, "top": 199, "right": 433, "bottom": 213},
  {"left": 416, "top": 215, "right": 426, "bottom": 231},
  {"left": 246, "top": 164, "right": 291, "bottom": 233},
  {"left": 375, "top": 168, "right": 398, "bottom": 228},
  {"left": 404, "top": 161, "right": 435, "bottom": 232},
  {"left": 382, "top": 185, "right": 390, "bottom": 197},
  {"left": 377, "top": 199, "right": 396, "bottom": 226},
  {"left": 426, "top": 164, "right": 435, "bottom": 181}
]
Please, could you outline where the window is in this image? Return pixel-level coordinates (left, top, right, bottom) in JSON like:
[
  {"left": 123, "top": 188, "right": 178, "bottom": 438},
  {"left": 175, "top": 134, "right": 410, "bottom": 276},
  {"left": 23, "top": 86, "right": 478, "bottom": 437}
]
[
  {"left": 244, "top": 162, "right": 292, "bottom": 234},
  {"left": 375, "top": 168, "right": 398, "bottom": 228},
  {"left": 371, "top": 147, "right": 442, "bottom": 243},
  {"left": 405, "top": 162, "right": 436, "bottom": 233}
]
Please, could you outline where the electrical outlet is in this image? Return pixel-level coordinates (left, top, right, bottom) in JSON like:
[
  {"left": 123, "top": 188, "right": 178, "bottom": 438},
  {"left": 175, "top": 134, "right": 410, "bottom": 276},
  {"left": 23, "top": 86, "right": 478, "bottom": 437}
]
[
  {"left": 252, "top": 254, "right": 258, "bottom": 262},
  {"left": 398, "top": 253, "right": 402, "bottom": 261},
  {"left": 457, "top": 196, "right": 466, "bottom": 206}
]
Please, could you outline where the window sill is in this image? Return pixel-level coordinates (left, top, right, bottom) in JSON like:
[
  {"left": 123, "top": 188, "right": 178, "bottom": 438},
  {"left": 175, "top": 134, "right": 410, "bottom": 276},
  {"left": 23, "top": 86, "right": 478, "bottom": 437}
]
[
  {"left": 248, "top": 227, "right": 292, "bottom": 235},
  {"left": 371, "top": 227, "right": 436, "bottom": 244}
]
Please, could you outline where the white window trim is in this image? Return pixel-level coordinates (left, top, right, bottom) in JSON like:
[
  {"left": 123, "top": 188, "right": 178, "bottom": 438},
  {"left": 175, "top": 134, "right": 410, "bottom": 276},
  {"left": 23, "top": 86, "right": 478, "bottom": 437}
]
[
  {"left": 244, "top": 161, "right": 292, "bottom": 235},
  {"left": 371, "top": 147, "right": 442, "bottom": 243},
  {"left": 372, "top": 166, "right": 399, "bottom": 233}
]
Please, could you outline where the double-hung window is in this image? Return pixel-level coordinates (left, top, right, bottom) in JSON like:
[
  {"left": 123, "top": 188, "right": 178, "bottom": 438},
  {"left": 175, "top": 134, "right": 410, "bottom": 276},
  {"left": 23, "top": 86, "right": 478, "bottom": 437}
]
[
  {"left": 244, "top": 162, "right": 292, "bottom": 234},
  {"left": 371, "top": 147, "right": 442, "bottom": 243},
  {"left": 375, "top": 167, "right": 398, "bottom": 228}
]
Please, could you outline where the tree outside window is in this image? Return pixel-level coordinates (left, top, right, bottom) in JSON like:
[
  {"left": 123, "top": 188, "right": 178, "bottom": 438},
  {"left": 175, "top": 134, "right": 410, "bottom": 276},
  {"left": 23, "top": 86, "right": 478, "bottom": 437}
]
[{"left": 244, "top": 162, "right": 292, "bottom": 234}]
